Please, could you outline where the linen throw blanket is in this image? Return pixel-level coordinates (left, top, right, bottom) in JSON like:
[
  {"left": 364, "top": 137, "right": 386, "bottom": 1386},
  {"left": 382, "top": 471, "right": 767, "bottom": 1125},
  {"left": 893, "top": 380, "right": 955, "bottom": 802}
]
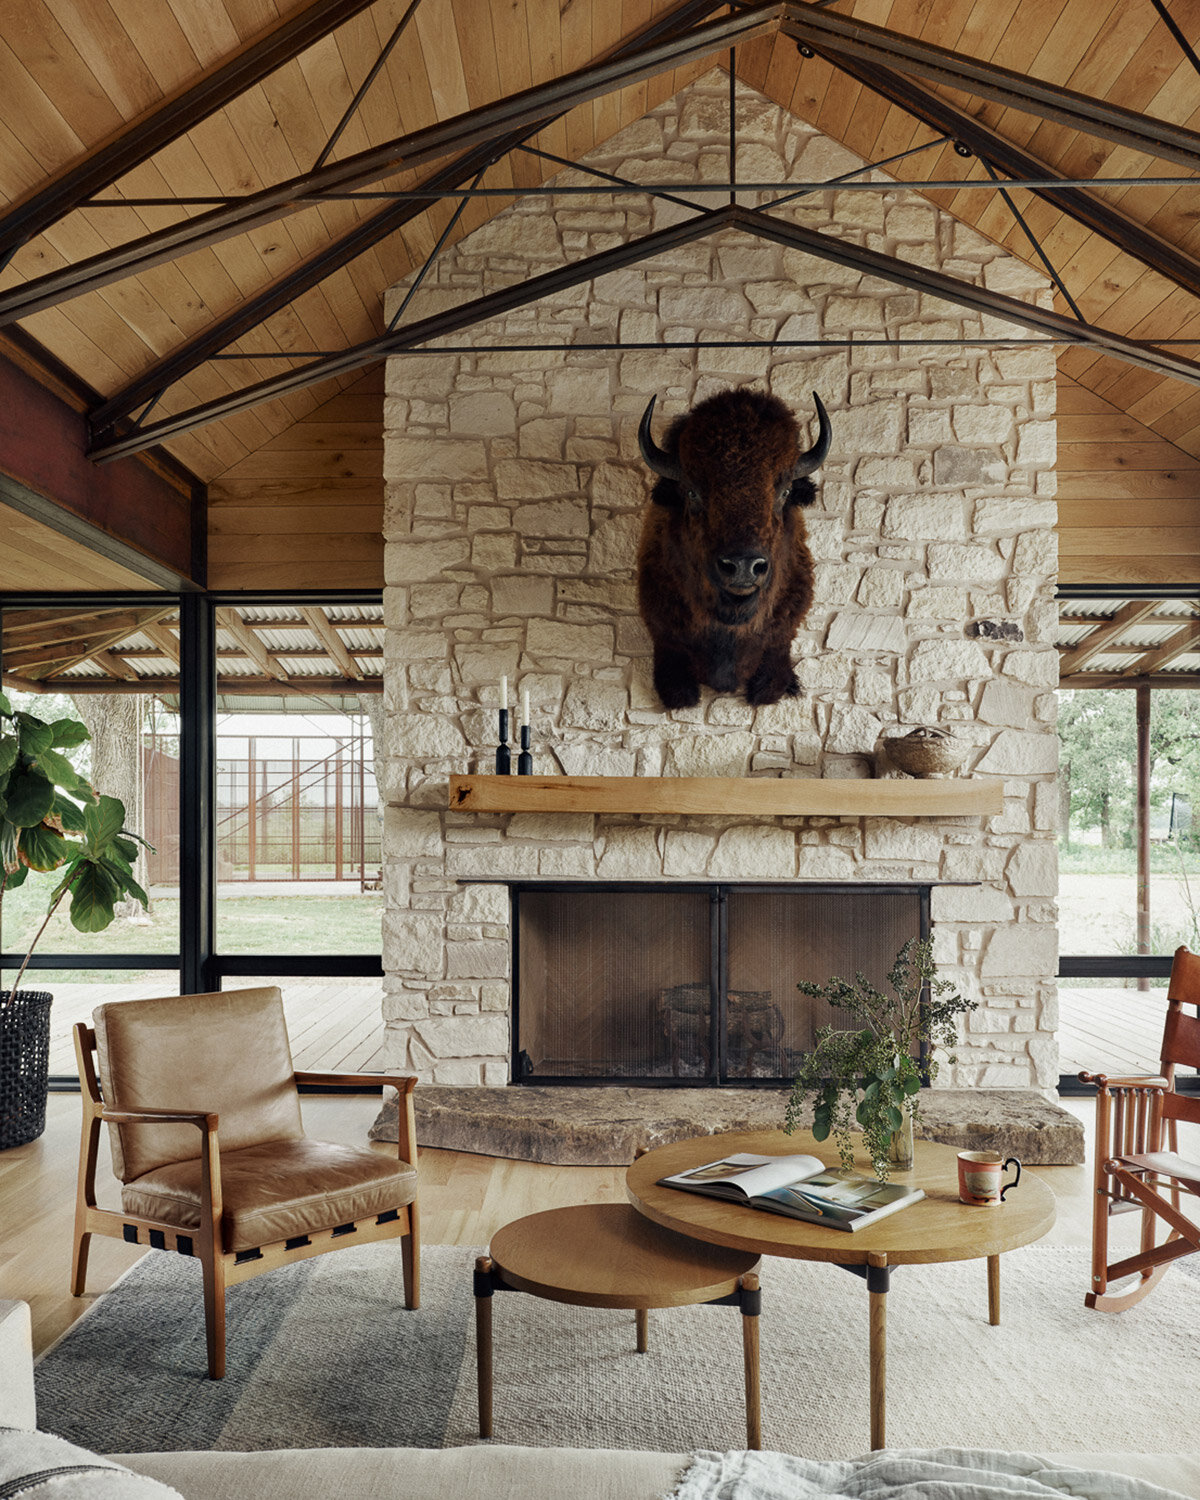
[{"left": 670, "top": 1449, "right": 1195, "bottom": 1500}]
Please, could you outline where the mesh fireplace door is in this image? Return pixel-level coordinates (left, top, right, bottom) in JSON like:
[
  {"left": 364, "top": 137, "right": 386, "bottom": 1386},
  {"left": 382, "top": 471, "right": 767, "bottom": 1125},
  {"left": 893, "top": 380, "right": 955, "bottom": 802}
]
[
  {"left": 514, "top": 887, "right": 714, "bottom": 1081},
  {"left": 725, "top": 888, "right": 925, "bottom": 1081}
]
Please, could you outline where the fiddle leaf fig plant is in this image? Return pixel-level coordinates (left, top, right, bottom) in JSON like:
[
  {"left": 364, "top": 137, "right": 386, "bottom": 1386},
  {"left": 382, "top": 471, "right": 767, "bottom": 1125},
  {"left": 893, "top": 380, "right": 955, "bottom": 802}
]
[
  {"left": 0, "top": 691, "right": 150, "bottom": 1004},
  {"left": 785, "top": 937, "right": 977, "bottom": 1180}
]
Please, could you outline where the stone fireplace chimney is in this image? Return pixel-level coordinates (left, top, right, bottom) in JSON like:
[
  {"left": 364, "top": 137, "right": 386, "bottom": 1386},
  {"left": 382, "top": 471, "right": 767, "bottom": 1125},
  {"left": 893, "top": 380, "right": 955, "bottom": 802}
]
[{"left": 377, "top": 70, "right": 1059, "bottom": 1096}]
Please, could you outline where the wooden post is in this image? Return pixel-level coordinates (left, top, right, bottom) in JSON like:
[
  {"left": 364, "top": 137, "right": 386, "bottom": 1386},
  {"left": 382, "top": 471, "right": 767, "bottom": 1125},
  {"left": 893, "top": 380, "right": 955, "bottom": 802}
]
[
  {"left": 1137, "top": 681, "right": 1151, "bottom": 992},
  {"left": 475, "top": 1255, "right": 494, "bottom": 1439},
  {"left": 867, "top": 1256, "right": 889, "bottom": 1451},
  {"left": 740, "top": 1271, "right": 761, "bottom": 1451}
]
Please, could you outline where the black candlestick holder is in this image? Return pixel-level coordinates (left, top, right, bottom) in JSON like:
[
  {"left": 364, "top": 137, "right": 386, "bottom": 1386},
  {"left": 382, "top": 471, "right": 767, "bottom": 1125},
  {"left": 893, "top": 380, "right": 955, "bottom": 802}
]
[
  {"left": 517, "top": 723, "right": 532, "bottom": 776},
  {"left": 495, "top": 708, "right": 511, "bottom": 774}
]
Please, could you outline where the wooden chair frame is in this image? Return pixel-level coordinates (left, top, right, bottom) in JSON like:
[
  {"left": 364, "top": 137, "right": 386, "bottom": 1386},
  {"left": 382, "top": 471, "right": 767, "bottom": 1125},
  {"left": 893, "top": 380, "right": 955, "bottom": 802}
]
[
  {"left": 71, "top": 1022, "right": 420, "bottom": 1378},
  {"left": 1081, "top": 945, "right": 1200, "bottom": 1311}
]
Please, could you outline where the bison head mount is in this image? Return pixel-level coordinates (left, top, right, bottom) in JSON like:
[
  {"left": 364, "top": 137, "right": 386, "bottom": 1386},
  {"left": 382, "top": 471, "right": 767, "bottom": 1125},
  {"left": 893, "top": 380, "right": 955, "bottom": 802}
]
[{"left": 636, "top": 386, "right": 831, "bottom": 710}]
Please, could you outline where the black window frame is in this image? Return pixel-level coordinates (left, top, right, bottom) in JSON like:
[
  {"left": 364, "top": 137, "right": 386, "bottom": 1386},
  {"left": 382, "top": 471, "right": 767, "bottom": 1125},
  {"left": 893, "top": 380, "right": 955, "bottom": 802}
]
[
  {"left": 1057, "top": 582, "right": 1200, "bottom": 1095},
  {"left": 1, "top": 589, "right": 384, "bottom": 1087}
]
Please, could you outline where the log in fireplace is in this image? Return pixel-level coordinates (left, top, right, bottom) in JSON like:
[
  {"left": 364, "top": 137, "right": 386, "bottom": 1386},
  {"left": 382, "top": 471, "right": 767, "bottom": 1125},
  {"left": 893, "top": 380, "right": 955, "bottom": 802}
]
[{"left": 510, "top": 882, "right": 929, "bottom": 1086}]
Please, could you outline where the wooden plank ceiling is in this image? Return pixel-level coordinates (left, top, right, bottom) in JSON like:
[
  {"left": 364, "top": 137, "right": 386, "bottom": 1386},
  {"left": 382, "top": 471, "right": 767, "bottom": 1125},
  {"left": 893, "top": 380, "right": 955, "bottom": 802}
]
[{"left": 0, "top": 0, "right": 1199, "bottom": 589}]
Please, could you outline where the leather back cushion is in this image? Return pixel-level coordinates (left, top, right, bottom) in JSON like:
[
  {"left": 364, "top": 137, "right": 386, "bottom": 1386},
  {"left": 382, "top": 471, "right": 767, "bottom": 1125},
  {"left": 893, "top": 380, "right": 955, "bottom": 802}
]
[{"left": 94, "top": 987, "right": 304, "bottom": 1183}]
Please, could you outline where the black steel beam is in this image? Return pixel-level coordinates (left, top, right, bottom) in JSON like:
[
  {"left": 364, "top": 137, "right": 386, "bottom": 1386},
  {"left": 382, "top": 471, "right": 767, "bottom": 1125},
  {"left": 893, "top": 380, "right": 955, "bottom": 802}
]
[
  {"left": 89, "top": 199, "right": 1200, "bottom": 458},
  {"left": 86, "top": 0, "right": 729, "bottom": 435},
  {"left": 0, "top": 3, "right": 780, "bottom": 328},
  {"left": 727, "top": 204, "right": 1200, "bottom": 384},
  {"left": 178, "top": 593, "right": 216, "bottom": 996},
  {"left": 0, "top": 0, "right": 380, "bottom": 262},
  {"left": 88, "top": 211, "right": 728, "bottom": 459},
  {"left": 782, "top": 1, "right": 1200, "bottom": 170},
  {"left": 819, "top": 49, "right": 1200, "bottom": 302}
]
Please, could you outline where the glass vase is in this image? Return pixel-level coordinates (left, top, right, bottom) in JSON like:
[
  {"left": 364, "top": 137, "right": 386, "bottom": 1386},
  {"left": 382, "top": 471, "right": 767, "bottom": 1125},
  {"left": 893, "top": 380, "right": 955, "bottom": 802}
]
[{"left": 887, "top": 1109, "right": 915, "bottom": 1173}]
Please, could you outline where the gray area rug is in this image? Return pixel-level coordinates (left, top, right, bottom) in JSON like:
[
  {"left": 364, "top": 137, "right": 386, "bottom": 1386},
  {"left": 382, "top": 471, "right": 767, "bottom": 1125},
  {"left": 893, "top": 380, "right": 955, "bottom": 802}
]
[{"left": 35, "top": 1242, "right": 1200, "bottom": 1458}]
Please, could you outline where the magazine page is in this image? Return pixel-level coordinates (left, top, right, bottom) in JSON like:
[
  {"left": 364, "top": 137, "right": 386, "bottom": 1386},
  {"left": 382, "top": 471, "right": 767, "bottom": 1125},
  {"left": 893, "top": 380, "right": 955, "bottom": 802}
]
[
  {"left": 755, "top": 1172, "right": 923, "bottom": 1228},
  {"left": 660, "top": 1151, "right": 826, "bottom": 1199}
]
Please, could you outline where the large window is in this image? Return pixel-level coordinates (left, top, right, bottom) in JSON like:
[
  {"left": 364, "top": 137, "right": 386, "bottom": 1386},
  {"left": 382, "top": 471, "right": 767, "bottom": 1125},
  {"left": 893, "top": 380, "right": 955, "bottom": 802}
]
[
  {"left": 1, "top": 594, "right": 384, "bottom": 1083},
  {"left": 1056, "top": 592, "right": 1200, "bottom": 1087}
]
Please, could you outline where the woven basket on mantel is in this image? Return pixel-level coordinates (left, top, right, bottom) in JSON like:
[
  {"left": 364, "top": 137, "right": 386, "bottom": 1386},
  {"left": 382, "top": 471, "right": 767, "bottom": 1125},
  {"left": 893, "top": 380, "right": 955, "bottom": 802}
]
[{"left": 884, "top": 726, "right": 969, "bottom": 778}]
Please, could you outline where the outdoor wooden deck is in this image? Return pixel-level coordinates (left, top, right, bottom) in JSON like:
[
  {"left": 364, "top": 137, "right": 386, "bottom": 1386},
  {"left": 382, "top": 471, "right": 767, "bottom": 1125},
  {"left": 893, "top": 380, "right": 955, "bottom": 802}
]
[
  {"left": 1056, "top": 983, "right": 1177, "bottom": 1078},
  {"left": 46, "top": 978, "right": 387, "bottom": 1077},
  {"left": 46, "top": 977, "right": 1179, "bottom": 1084}
]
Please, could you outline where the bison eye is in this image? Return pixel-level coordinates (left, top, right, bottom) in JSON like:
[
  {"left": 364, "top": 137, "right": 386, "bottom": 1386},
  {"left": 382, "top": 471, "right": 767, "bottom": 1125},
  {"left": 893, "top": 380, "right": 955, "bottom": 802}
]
[{"left": 687, "top": 488, "right": 700, "bottom": 505}]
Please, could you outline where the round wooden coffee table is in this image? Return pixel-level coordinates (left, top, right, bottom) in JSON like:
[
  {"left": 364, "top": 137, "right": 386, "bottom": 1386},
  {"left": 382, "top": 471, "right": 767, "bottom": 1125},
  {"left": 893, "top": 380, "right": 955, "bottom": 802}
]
[
  {"left": 626, "top": 1130, "right": 1056, "bottom": 1450},
  {"left": 475, "top": 1202, "right": 763, "bottom": 1446}
]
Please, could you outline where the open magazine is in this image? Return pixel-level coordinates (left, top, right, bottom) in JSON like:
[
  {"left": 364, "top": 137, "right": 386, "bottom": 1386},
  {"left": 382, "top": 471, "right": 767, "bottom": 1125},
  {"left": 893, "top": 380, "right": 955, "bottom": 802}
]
[{"left": 659, "top": 1151, "right": 924, "bottom": 1232}]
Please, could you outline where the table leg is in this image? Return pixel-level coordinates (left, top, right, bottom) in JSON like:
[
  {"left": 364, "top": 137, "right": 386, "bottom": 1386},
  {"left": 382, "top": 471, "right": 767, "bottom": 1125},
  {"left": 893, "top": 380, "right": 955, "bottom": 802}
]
[
  {"left": 740, "top": 1272, "right": 761, "bottom": 1451},
  {"left": 635, "top": 1308, "right": 648, "bottom": 1352},
  {"left": 867, "top": 1260, "right": 890, "bottom": 1451},
  {"left": 987, "top": 1254, "right": 1000, "bottom": 1326},
  {"left": 474, "top": 1255, "right": 494, "bottom": 1439}
]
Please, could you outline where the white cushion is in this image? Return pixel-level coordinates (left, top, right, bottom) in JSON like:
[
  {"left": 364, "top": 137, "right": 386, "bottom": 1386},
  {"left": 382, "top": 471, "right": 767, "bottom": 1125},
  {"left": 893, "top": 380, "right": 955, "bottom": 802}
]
[
  {"left": 0, "top": 1425, "right": 183, "bottom": 1497},
  {"left": 0, "top": 1301, "right": 36, "bottom": 1429}
]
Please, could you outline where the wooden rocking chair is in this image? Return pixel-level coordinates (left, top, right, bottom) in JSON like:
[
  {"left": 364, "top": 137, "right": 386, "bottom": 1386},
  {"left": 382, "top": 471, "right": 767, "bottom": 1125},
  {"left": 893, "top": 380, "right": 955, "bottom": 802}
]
[{"left": 1080, "top": 944, "right": 1200, "bottom": 1311}]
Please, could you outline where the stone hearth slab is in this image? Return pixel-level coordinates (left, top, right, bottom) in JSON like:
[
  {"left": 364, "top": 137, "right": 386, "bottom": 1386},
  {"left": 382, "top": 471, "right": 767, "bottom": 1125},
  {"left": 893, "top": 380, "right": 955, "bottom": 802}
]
[{"left": 370, "top": 1086, "right": 1083, "bottom": 1166}]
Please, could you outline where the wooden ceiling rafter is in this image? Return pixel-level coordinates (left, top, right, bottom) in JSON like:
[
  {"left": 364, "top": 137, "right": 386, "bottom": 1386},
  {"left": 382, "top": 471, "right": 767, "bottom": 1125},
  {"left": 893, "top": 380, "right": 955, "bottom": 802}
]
[
  {"left": 1056, "top": 600, "right": 1166, "bottom": 677},
  {"left": 0, "top": 0, "right": 382, "bottom": 265},
  {"left": 1115, "top": 616, "right": 1200, "bottom": 677},
  {"left": 300, "top": 606, "right": 363, "bottom": 680},
  {"left": 215, "top": 607, "right": 291, "bottom": 683},
  {"left": 5, "top": 606, "right": 175, "bottom": 678}
]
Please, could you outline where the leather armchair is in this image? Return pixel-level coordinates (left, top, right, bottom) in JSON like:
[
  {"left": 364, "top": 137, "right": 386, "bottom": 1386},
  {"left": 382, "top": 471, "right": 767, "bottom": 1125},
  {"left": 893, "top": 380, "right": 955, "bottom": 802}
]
[{"left": 72, "top": 985, "right": 419, "bottom": 1378}]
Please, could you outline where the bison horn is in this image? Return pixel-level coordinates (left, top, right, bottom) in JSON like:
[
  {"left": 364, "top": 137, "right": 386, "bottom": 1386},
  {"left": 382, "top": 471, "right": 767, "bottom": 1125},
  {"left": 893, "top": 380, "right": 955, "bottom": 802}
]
[
  {"left": 793, "top": 392, "right": 832, "bottom": 477},
  {"left": 638, "top": 397, "right": 685, "bottom": 483}
]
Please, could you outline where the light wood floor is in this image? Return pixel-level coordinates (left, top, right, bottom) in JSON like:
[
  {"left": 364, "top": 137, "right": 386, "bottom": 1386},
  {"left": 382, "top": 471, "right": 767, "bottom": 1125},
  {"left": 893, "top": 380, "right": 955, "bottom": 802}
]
[{"left": 0, "top": 1093, "right": 1113, "bottom": 1361}]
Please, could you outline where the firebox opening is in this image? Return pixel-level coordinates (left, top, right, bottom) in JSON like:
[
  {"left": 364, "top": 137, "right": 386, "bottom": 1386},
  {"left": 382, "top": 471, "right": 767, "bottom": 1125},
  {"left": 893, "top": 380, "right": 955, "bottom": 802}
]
[{"left": 512, "top": 882, "right": 929, "bottom": 1087}]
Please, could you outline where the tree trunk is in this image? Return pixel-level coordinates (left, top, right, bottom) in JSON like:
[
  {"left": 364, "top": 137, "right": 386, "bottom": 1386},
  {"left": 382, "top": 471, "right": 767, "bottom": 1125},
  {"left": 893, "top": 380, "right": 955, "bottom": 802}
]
[{"left": 71, "top": 693, "right": 148, "bottom": 919}]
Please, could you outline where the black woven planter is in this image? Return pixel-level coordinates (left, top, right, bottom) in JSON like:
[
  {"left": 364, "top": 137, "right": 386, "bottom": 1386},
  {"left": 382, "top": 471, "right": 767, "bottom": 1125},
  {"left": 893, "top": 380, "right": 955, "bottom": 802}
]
[{"left": 0, "top": 990, "right": 53, "bottom": 1150}]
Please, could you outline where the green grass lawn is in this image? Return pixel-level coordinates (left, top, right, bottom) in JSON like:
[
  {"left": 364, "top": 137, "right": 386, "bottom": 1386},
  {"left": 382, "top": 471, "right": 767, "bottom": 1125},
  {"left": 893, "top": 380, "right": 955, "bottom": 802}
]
[{"left": 2, "top": 876, "right": 382, "bottom": 982}]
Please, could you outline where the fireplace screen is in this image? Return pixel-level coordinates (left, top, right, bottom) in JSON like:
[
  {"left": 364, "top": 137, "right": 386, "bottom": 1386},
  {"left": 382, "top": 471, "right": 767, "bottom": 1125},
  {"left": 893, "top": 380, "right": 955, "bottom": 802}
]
[{"left": 512, "top": 883, "right": 926, "bottom": 1085}]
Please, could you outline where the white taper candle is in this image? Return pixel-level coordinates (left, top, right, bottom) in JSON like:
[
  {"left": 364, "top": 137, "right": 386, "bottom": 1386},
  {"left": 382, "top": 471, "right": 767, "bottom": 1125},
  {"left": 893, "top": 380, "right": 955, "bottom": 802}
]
[
  {"left": 500, "top": 676, "right": 508, "bottom": 711},
  {"left": 522, "top": 687, "right": 530, "bottom": 727}
]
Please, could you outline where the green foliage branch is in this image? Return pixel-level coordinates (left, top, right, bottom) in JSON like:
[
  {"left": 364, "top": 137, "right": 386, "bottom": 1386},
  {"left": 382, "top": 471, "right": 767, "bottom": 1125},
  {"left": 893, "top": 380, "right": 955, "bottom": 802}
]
[
  {"left": 0, "top": 690, "right": 150, "bottom": 1005},
  {"left": 785, "top": 937, "right": 978, "bottom": 1180}
]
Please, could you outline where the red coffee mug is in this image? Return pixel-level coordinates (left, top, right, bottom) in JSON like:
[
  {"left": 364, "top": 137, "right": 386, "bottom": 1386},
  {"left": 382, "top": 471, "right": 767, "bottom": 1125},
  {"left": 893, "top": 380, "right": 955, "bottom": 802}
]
[{"left": 957, "top": 1151, "right": 1021, "bottom": 1206}]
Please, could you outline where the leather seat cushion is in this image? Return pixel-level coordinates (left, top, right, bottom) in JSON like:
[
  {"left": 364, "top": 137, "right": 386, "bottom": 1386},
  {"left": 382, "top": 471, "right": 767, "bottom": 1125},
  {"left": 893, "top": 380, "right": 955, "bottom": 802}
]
[
  {"left": 121, "top": 1138, "right": 418, "bottom": 1253},
  {"left": 1118, "top": 1150, "right": 1200, "bottom": 1192}
]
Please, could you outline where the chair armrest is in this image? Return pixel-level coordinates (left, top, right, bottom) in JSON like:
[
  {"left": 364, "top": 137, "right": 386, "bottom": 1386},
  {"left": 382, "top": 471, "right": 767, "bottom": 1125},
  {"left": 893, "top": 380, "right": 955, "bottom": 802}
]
[
  {"left": 101, "top": 1106, "right": 219, "bottom": 1131},
  {"left": 293, "top": 1073, "right": 419, "bottom": 1163},
  {"left": 1078, "top": 1072, "right": 1170, "bottom": 1092},
  {"left": 294, "top": 1072, "right": 417, "bottom": 1094}
]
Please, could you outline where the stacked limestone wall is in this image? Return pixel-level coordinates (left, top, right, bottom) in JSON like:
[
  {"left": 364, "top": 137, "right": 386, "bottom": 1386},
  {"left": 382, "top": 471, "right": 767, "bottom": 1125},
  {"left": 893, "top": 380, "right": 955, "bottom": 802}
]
[{"left": 381, "top": 70, "right": 1060, "bottom": 1092}]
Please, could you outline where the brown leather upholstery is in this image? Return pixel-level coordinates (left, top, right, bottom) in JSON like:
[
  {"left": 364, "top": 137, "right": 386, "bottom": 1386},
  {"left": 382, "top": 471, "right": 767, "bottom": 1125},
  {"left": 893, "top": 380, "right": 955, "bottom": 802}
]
[
  {"left": 73, "top": 986, "right": 421, "bottom": 1379},
  {"left": 122, "top": 1138, "right": 418, "bottom": 1252},
  {"left": 94, "top": 987, "right": 304, "bottom": 1183}
]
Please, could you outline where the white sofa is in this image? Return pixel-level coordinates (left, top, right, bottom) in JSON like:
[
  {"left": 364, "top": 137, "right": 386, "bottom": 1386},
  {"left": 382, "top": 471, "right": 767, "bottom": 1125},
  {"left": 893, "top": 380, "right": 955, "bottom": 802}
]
[{"left": 5, "top": 1300, "right": 1200, "bottom": 1500}]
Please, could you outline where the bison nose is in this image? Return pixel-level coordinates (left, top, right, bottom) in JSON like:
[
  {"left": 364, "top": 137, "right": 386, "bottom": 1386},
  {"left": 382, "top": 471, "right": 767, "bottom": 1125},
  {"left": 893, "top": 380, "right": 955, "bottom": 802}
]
[{"left": 716, "top": 552, "right": 770, "bottom": 591}]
